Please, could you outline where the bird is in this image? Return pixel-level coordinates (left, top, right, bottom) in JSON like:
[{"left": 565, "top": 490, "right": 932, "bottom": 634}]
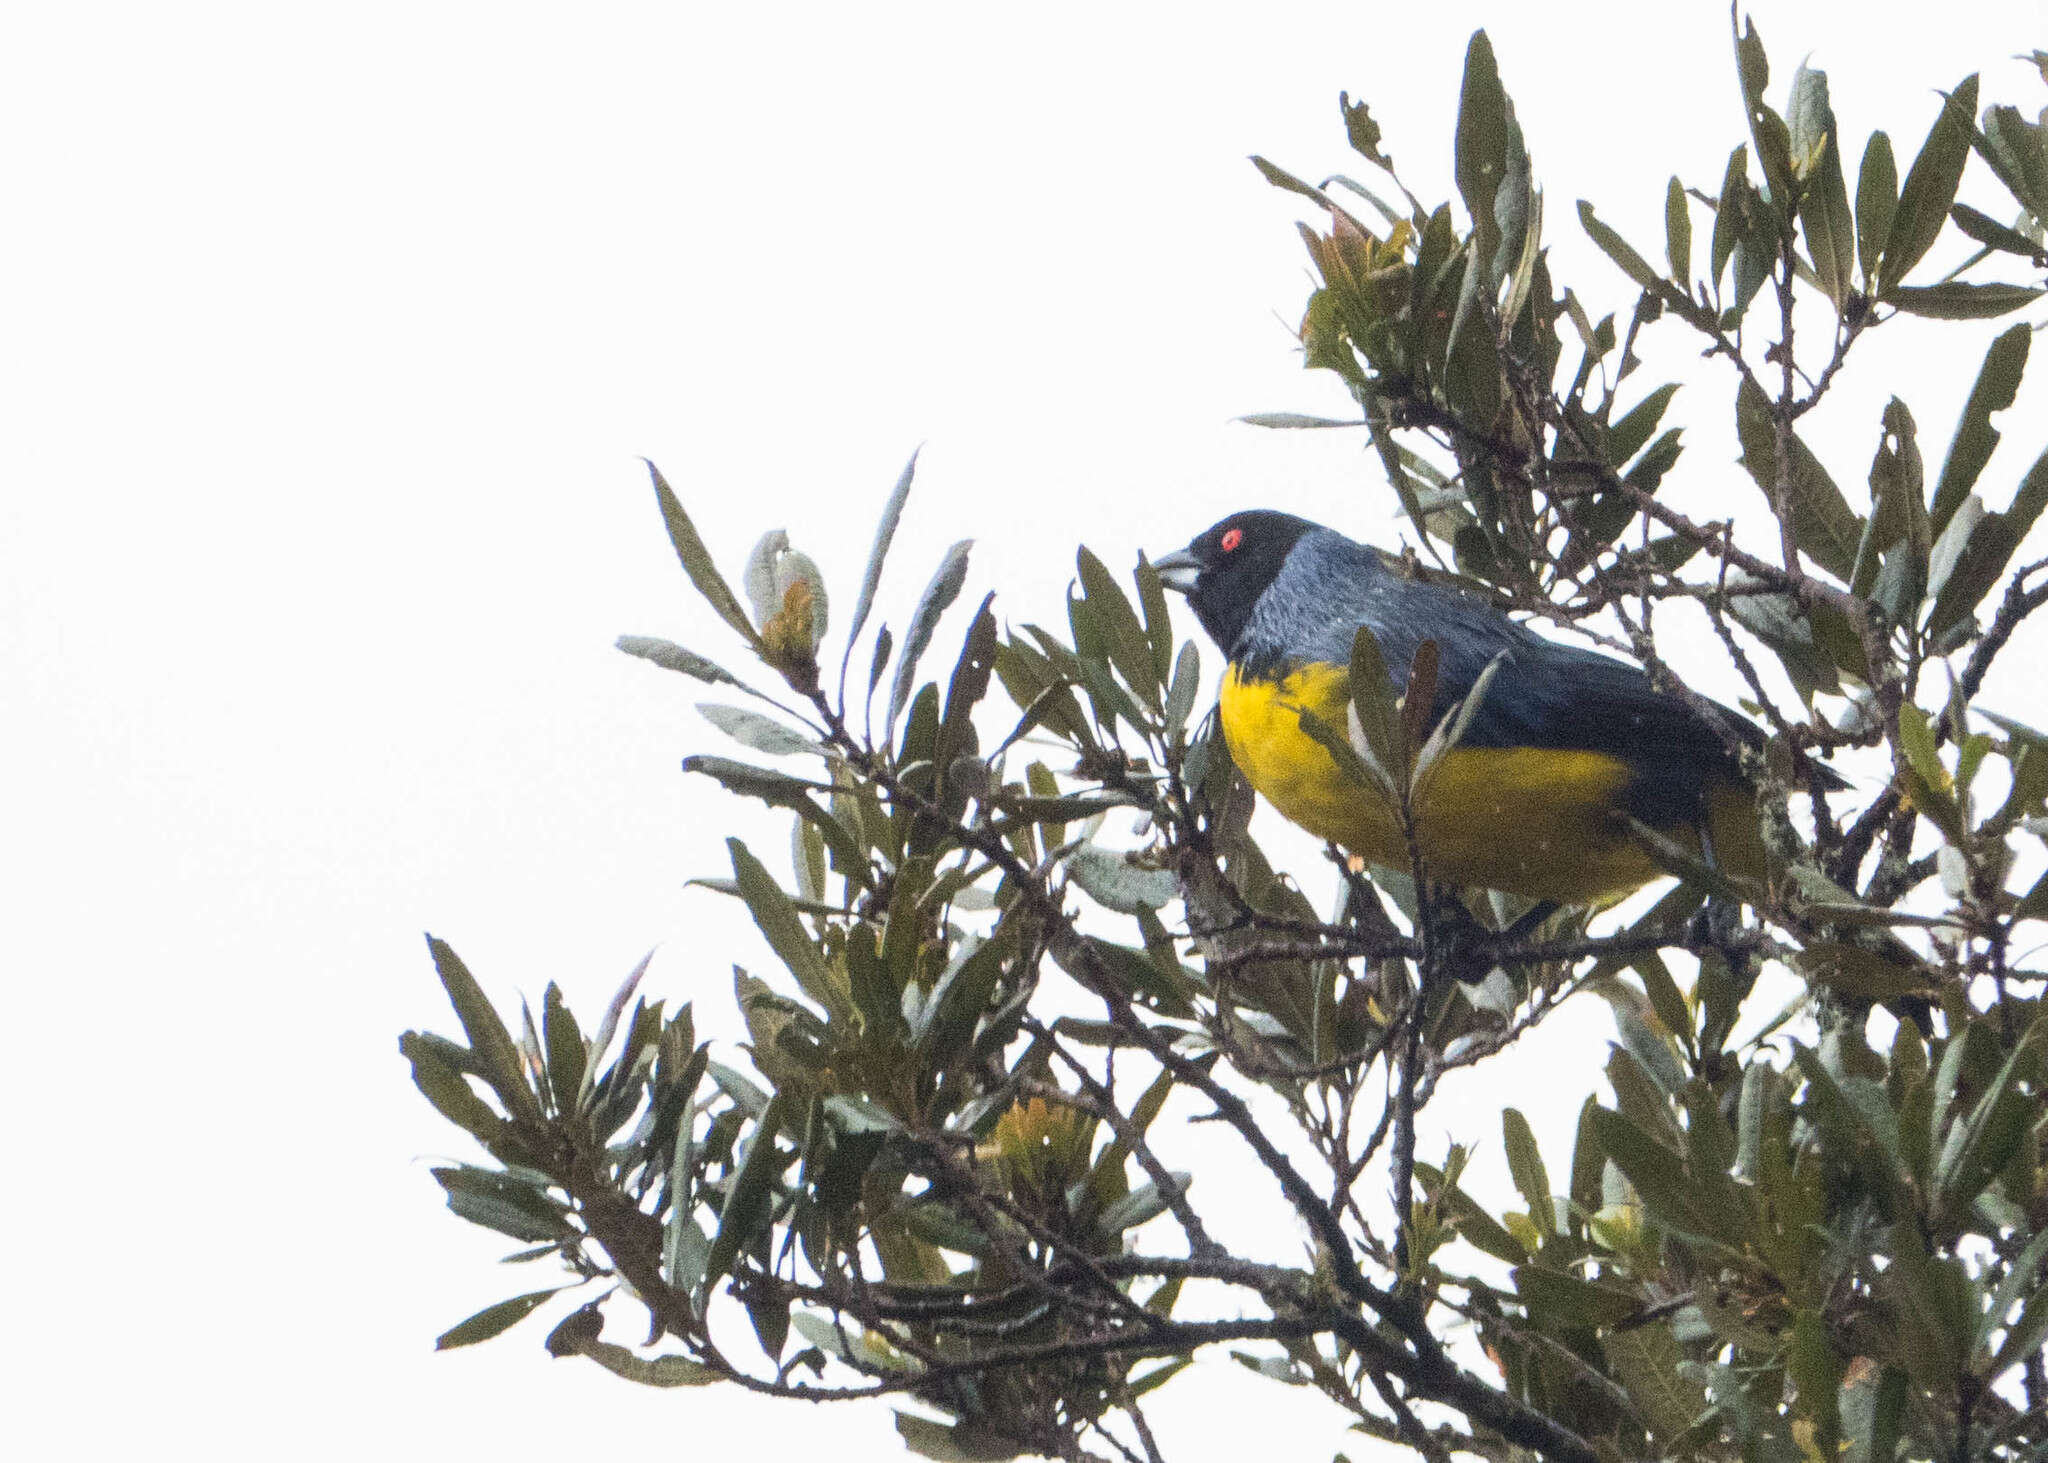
[{"left": 1152, "top": 509, "right": 1832, "bottom": 906}]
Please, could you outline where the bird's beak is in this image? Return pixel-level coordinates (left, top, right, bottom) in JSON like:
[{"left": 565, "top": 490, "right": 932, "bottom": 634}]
[{"left": 1151, "top": 547, "right": 1201, "bottom": 595}]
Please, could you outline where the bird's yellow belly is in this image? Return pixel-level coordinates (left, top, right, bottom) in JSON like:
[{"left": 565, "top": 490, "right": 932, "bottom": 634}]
[{"left": 1218, "top": 661, "right": 1693, "bottom": 904}]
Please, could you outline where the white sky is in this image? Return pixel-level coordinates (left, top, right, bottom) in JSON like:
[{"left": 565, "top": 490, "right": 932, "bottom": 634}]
[{"left": 8, "top": 3, "right": 2047, "bottom": 1459}]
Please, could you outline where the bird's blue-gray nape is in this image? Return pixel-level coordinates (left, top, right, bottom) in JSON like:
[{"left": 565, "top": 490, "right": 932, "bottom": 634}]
[{"left": 1234, "top": 529, "right": 1531, "bottom": 690}]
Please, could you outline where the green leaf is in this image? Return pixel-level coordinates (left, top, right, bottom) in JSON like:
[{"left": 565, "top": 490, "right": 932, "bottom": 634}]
[
  {"left": 894, "top": 1414, "right": 1018, "bottom": 1462},
  {"left": 425, "top": 936, "right": 540, "bottom": 1126},
  {"left": 435, "top": 1289, "right": 562, "bottom": 1350},
  {"left": 1933, "top": 1012, "right": 2046, "bottom": 1219},
  {"left": 1790, "top": 63, "right": 1855, "bottom": 312},
  {"left": 1076, "top": 546, "right": 1160, "bottom": 710},
  {"left": 646, "top": 460, "right": 761, "bottom": 648},
  {"left": 696, "top": 703, "right": 820, "bottom": 759},
  {"left": 1608, "top": 383, "right": 1681, "bottom": 468},
  {"left": 1883, "top": 1219, "right": 1972, "bottom": 1382},
  {"left": 541, "top": 984, "right": 585, "bottom": 1114},
  {"left": 1060, "top": 935, "right": 1194, "bottom": 1016},
  {"left": 1346, "top": 624, "right": 1405, "bottom": 783},
  {"left": 1711, "top": 145, "right": 1749, "bottom": 288},
  {"left": 1605, "top": 1325, "right": 1707, "bottom": 1444},
  {"left": 1454, "top": 30, "right": 1510, "bottom": 279},
  {"left": 843, "top": 448, "right": 919, "bottom": 672},
  {"left": 1340, "top": 89, "right": 1394, "bottom": 170},
  {"left": 1858, "top": 397, "right": 1928, "bottom": 603},
  {"left": 683, "top": 756, "right": 866, "bottom": 880},
  {"left": 1877, "top": 76, "right": 1979, "bottom": 289},
  {"left": 1976, "top": 103, "right": 2048, "bottom": 220},
  {"left": 1926, "top": 493, "right": 1987, "bottom": 620},
  {"left": 701, "top": 1092, "right": 789, "bottom": 1294},
  {"left": 1577, "top": 200, "right": 1662, "bottom": 292},
  {"left": 1664, "top": 176, "right": 1692, "bottom": 283},
  {"left": 1887, "top": 281, "right": 2046, "bottom": 319},
  {"left": 1064, "top": 844, "right": 1177, "bottom": 914},
  {"left": 1794, "top": 1044, "right": 1904, "bottom": 1199},
  {"left": 401, "top": 1031, "right": 506, "bottom": 1145},
  {"left": 1501, "top": 1108, "right": 1555, "bottom": 1238},
  {"left": 1856, "top": 1367, "right": 1909, "bottom": 1463},
  {"left": 616, "top": 635, "right": 748, "bottom": 688},
  {"left": 1991, "top": 1234, "right": 2048, "bottom": 1376},
  {"left": 935, "top": 594, "right": 1000, "bottom": 787},
  {"left": 1237, "top": 412, "right": 1363, "bottom": 429},
  {"left": 1589, "top": 1106, "right": 1703, "bottom": 1234},
  {"left": 1927, "top": 321, "right": 2032, "bottom": 541},
  {"left": 1411, "top": 649, "right": 1505, "bottom": 798},
  {"left": 1949, "top": 203, "right": 2047, "bottom": 259},
  {"left": 1926, "top": 448, "right": 2048, "bottom": 637},
  {"left": 1136, "top": 557, "right": 1174, "bottom": 692},
  {"left": 1164, "top": 641, "right": 1201, "bottom": 736},
  {"left": 434, "top": 1166, "right": 574, "bottom": 1244},
  {"left": 1733, "top": 16, "right": 1795, "bottom": 208},
  {"left": 1787, "top": 1309, "right": 1844, "bottom": 1456},
  {"left": 1982, "top": 1226, "right": 2048, "bottom": 1362},
  {"left": 572, "top": 1341, "right": 722, "bottom": 1387},
  {"left": 1793, "top": 943, "right": 1935, "bottom": 1003},
  {"left": 1896, "top": 703, "right": 1964, "bottom": 840},
  {"left": 1431, "top": 1174, "right": 1530, "bottom": 1265},
  {"left": 1250, "top": 154, "right": 1374, "bottom": 239},
  {"left": 989, "top": 791, "right": 1137, "bottom": 824},
  {"left": 1096, "top": 1173, "right": 1190, "bottom": 1236},
  {"left": 822, "top": 1094, "right": 905, "bottom": 1136},
  {"left": 1855, "top": 132, "right": 1898, "bottom": 285},
  {"left": 886, "top": 540, "right": 974, "bottom": 741},
  {"left": 1634, "top": 952, "right": 1694, "bottom": 1054},
  {"left": 727, "top": 839, "right": 850, "bottom": 1020},
  {"left": 793, "top": 1312, "right": 921, "bottom": 1374},
  {"left": 1511, "top": 1264, "right": 1639, "bottom": 1327},
  {"left": 1734, "top": 376, "right": 1861, "bottom": 580},
  {"left": 1569, "top": 1094, "right": 1608, "bottom": 1224}
]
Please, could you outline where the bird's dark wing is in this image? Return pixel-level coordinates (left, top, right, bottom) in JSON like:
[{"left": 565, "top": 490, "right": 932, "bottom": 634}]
[
  {"left": 1244, "top": 531, "right": 1768, "bottom": 825},
  {"left": 1435, "top": 635, "right": 1752, "bottom": 825}
]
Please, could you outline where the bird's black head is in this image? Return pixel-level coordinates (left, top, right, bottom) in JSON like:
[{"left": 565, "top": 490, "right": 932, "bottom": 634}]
[{"left": 1153, "top": 509, "right": 1318, "bottom": 653}]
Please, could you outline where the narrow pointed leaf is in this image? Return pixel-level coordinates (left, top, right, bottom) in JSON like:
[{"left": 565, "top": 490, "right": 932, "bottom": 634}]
[
  {"left": 435, "top": 1289, "right": 563, "bottom": 1350},
  {"left": 1502, "top": 1108, "right": 1555, "bottom": 1238},
  {"left": 728, "top": 839, "right": 849, "bottom": 1020},
  {"left": 1578, "top": 200, "right": 1662, "bottom": 291},
  {"left": 1453, "top": 31, "right": 1510, "bottom": 280},
  {"left": 426, "top": 936, "right": 539, "bottom": 1125},
  {"left": 616, "top": 636, "right": 748, "bottom": 688},
  {"left": 1733, "top": 377, "right": 1862, "bottom": 579},
  {"left": 572, "top": 1342, "right": 722, "bottom": 1387},
  {"left": 1878, "top": 76, "right": 1979, "bottom": 288},
  {"left": 1664, "top": 176, "right": 1692, "bottom": 282},
  {"left": 1950, "top": 202, "right": 2046, "bottom": 259},
  {"left": 1790, "top": 64, "right": 1855, "bottom": 311},
  {"left": 1856, "top": 131, "right": 1898, "bottom": 284},
  {"left": 1889, "top": 282, "right": 2045, "bottom": 319},
  {"left": 1931, "top": 324, "right": 2031, "bottom": 536},
  {"left": 843, "top": 449, "right": 919, "bottom": 676},
  {"left": 886, "top": 540, "right": 973, "bottom": 740},
  {"left": 646, "top": 460, "right": 760, "bottom": 648},
  {"left": 697, "top": 703, "right": 821, "bottom": 758},
  {"left": 701, "top": 1093, "right": 790, "bottom": 1293}
]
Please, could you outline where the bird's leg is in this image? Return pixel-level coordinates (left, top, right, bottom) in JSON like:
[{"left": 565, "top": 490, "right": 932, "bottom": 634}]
[
  {"left": 1497, "top": 899, "right": 1561, "bottom": 946},
  {"left": 1431, "top": 893, "right": 1559, "bottom": 984},
  {"left": 1424, "top": 886, "right": 1495, "bottom": 985}
]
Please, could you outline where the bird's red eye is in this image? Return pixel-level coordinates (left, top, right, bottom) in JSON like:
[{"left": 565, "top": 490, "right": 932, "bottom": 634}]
[{"left": 1220, "top": 528, "right": 1243, "bottom": 553}]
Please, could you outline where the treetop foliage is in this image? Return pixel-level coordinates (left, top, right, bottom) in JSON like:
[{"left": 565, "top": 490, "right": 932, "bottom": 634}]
[{"left": 406, "top": 16, "right": 2048, "bottom": 1462}]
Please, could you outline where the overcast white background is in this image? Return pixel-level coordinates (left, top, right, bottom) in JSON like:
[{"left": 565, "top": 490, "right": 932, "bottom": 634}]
[{"left": 8, "top": 3, "right": 2046, "bottom": 1459}]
